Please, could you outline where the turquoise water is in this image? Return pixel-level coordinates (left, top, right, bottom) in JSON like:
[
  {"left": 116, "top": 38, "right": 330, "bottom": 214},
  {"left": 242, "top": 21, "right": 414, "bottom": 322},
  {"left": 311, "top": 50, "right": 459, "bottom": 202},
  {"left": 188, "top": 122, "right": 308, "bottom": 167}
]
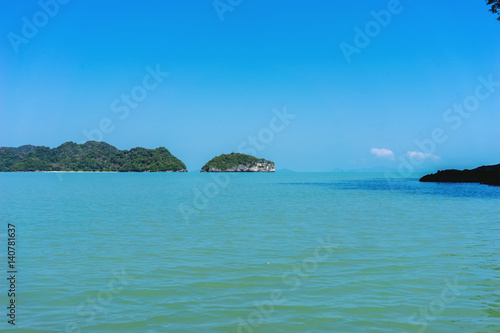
[{"left": 0, "top": 172, "right": 499, "bottom": 332}]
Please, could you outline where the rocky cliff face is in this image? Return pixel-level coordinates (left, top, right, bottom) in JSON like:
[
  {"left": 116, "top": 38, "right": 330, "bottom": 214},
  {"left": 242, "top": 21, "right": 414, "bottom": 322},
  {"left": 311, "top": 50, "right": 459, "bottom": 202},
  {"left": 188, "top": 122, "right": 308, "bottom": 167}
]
[{"left": 202, "top": 161, "right": 275, "bottom": 172}]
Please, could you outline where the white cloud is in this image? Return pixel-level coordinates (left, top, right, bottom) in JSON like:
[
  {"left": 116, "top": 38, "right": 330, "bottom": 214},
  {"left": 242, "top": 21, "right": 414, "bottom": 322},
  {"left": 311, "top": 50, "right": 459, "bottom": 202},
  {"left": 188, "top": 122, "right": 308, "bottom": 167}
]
[
  {"left": 405, "top": 151, "right": 440, "bottom": 161},
  {"left": 370, "top": 148, "right": 395, "bottom": 160}
]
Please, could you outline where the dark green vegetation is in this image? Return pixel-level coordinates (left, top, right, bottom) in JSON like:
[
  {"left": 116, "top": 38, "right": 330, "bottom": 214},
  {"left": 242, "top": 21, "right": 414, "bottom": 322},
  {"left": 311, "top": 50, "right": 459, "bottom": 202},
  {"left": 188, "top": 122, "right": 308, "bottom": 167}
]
[
  {"left": 487, "top": 0, "right": 500, "bottom": 20},
  {"left": 201, "top": 153, "right": 274, "bottom": 172},
  {"left": 0, "top": 141, "right": 187, "bottom": 172},
  {"left": 420, "top": 164, "right": 500, "bottom": 186}
]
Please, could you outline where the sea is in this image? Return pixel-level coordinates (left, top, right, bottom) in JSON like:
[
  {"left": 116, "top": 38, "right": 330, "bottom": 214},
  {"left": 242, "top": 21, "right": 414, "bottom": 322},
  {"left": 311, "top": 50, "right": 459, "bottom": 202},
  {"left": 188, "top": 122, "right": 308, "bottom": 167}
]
[{"left": 0, "top": 172, "right": 499, "bottom": 333}]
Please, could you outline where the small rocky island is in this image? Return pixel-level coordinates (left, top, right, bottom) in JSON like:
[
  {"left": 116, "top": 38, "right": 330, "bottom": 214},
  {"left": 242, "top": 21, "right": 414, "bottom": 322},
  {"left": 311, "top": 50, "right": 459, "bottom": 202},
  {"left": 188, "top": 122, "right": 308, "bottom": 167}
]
[
  {"left": 419, "top": 164, "right": 500, "bottom": 186},
  {"left": 0, "top": 141, "right": 187, "bottom": 172},
  {"left": 200, "top": 153, "right": 275, "bottom": 172}
]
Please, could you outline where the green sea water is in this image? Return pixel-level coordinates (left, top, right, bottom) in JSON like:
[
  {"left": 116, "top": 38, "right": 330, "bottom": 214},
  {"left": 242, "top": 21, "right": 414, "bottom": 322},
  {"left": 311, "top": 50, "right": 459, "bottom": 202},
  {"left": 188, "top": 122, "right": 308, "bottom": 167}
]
[{"left": 0, "top": 172, "right": 499, "bottom": 332}]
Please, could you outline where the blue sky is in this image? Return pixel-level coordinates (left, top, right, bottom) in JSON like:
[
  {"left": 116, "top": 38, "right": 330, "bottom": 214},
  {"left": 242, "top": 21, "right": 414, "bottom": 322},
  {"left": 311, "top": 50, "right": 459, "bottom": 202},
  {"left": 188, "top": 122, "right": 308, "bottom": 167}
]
[{"left": 1, "top": 0, "right": 499, "bottom": 172}]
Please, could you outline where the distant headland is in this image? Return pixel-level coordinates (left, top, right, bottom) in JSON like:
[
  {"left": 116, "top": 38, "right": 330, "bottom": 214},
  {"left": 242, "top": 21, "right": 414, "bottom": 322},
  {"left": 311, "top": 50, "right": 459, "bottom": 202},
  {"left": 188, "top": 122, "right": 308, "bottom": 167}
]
[
  {"left": 419, "top": 164, "right": 500, "bottom": 186},
  {"left": 0, "top": 141, "right": 187, "bottom": 172},
  {"left": 200, "top": 153, "right": 275, "bottom": 172}
]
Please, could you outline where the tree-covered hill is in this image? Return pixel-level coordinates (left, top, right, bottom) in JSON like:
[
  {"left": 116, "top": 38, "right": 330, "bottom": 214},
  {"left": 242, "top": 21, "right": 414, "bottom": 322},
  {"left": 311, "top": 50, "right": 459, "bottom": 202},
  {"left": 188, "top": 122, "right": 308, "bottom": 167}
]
[
  {"left": 0, "top": 141, "right": 187, "bottom": 172},
  {"left": 201, "top": 153, "right": 274, "bottom": 172}
]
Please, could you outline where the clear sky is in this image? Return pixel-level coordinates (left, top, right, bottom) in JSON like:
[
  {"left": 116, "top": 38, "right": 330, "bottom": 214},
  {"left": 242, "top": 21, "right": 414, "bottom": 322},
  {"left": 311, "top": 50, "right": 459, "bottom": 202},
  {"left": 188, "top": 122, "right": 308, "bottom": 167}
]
[{"left": 1, "top": 0, "right": 499, "bottom": 172}]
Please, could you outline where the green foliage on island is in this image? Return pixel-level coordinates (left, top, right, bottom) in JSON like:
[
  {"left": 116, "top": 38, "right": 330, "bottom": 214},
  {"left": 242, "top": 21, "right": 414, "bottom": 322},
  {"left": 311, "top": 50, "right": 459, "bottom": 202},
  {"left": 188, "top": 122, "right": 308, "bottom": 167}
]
[
  {"left": 487, "top": 0, "right": 500, "bottom": 21},
  {"left": 0, "top": 141, "right": 187, "bottom": 172},
  {"left": 201, "top": 153, "right": 273, "bottom": 172}
]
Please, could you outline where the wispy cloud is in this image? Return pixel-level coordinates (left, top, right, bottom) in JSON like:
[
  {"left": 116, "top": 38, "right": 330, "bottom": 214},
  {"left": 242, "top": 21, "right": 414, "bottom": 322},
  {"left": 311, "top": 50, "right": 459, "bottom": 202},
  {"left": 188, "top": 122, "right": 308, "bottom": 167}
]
[
  {"left": 370, "top": 148, "right": 395, "bottom": 160},
  {"left": 405, "top": 151, "right": 440, "bottom": 161}
]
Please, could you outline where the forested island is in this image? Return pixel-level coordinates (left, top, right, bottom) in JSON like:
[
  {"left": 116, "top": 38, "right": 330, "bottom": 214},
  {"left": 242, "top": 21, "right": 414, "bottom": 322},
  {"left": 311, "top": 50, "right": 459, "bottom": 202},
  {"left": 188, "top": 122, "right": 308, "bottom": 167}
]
[
  {"left": 0, "top": 141, "right": 187, "bottom": 172},
  {"left": 201, "top": 153, "right": 275, "bottom": 172},
  {"left": 419, "top": 164, "right": 500, "bottom": 186}
]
